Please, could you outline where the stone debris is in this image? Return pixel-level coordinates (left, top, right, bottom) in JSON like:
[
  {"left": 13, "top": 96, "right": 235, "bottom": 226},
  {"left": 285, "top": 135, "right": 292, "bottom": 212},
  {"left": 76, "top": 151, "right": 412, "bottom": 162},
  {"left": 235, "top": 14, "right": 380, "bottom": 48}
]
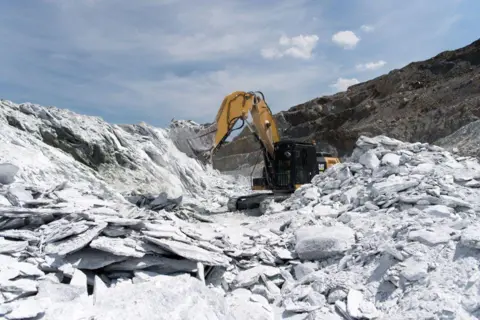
[
  {"left": 256, "top": 135, "right": 480, "bottom": 319},
  {"left": 3, "top": 97, "right": 480, "bottom": 319}
]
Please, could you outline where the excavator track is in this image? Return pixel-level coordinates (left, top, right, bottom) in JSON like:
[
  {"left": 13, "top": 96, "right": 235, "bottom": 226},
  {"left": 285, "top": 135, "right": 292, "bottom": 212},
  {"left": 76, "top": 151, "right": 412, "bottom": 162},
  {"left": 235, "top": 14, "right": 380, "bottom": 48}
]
[{"left": 227, "top": 192, "right": 290, "bottom": 211}]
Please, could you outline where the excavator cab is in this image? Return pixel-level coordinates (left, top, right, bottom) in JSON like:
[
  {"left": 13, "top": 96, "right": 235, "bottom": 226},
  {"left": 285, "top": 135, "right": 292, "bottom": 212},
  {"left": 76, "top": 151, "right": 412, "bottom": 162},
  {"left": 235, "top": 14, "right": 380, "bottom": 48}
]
[{"left": 252, "top": 140, "right": 320, "bottom": 192}]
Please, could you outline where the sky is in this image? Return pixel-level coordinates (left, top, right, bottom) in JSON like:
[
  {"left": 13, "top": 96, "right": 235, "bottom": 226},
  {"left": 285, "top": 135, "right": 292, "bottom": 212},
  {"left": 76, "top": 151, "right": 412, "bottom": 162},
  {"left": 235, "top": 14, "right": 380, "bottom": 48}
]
[{"left": 0, "top": 0, "right": 479, "bottom": 128}]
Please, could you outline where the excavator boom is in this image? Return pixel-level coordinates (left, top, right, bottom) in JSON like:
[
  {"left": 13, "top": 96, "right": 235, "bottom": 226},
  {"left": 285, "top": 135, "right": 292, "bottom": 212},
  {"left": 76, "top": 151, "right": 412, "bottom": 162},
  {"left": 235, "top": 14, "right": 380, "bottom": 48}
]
[{"left": 212, "top": 91, "right": 280, "bottom": 157}]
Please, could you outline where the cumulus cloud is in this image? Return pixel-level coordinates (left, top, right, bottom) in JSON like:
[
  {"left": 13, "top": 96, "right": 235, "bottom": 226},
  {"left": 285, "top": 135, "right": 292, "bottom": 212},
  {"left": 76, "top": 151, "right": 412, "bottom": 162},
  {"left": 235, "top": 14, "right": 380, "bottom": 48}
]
[
  {"left": 356, "top": 60, "right": 387, "bottom": 71},
  {"left": 261, "top": 34, "right": 319, "bottom": 60},
  {"left": 331, "top": 31, "right": 360, "bottom": 49},
  {"left": 360, "top": 25, "right": 375, "bottom": 33},
  {"left": 330, "top": 77, "right": 359, "bottom": 91}
]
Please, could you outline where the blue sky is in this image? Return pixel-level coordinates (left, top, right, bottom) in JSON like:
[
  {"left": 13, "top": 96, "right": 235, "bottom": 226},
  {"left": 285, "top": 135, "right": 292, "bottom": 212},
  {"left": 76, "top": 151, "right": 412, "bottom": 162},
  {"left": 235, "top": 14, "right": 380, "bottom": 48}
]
[{"left": 0, "top": 0, "right": 479, "bottom": 127}]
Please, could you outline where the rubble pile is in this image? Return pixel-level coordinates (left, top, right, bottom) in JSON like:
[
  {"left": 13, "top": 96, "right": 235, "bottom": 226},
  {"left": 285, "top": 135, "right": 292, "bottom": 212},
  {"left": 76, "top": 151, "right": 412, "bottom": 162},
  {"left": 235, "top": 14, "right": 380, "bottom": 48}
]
[
  {"left": 3, "top": 93, "right": 480, "bottom": 319},
  {"left": 3, "top": 134, "right": 480, "bottom": 319},
  {"left": 253, "top": 135, "right": 480, "bottom": 319},
  {"left": 0, "top": 174, "right": 263, "bottom": 319}
]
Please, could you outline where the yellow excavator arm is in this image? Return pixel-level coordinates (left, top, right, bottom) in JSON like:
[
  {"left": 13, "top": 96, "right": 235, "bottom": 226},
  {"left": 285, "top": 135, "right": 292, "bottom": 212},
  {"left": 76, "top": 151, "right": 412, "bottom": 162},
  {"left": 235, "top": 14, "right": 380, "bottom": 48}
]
[{"left": 212, "top": 91, "right": 280, "bottom": 156}]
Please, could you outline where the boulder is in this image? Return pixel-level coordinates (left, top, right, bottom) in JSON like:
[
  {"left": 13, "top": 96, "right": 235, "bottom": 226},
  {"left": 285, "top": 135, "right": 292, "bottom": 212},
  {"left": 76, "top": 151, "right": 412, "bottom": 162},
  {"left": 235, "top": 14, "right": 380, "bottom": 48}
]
[{"left": 294, "top": 225, "right": 355, "bottom": 260}]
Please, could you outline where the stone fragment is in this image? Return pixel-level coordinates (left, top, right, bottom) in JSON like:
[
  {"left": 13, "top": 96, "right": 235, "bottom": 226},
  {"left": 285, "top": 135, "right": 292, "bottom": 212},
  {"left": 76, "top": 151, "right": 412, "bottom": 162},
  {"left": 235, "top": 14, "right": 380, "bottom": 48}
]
[
  {"left": 44, "top": 222, "right": 107, "bottom": 256},
  {"left": 408, "top": 229, "right": 450, "bottom": 246},
  {"left": 293, "top": 263, "right": 316, "bottom": 281},
  {"left": 89, "top": 236, "right": 145, "bottom": 258},
  {"left": 465, "top": 180, "right": 480, "bottom": 188},
  {"left": 144, "top": 236, "right": 230, "bottom": 266},
  {"left": 313, "top": 204, "right": 339, "bottom": 218},
  {"left": 359, "top": 150, "right": 380, "bottom": 170},
  {"left": 327, "top": 289, "right": 347, "bottom": 304},
  {"left": 346, "top": 289, "right": 380, "bottom": 319},
  {"left": 0, "top": 229, "right": 39, "bottom": 242},
  {"left": 0, "top": 238, "right": 28, "bottom": 254},
  {"left": 2, "top": 298, "right": 46, "bottom": 320},
  {"left": 295, "top": 225, "right": 355, "bottom": 260},
  {"left": 381, "top": 153, "right": 400, "bottom": 167},
  {"left": 400, "top": 258, "right": 429, "bottom": 282},
  {"left": 233, "top": 265, "right": 281, "bottom": 288},
  {"left": 372, "top": 176, "right": 419, "bottom": 195},
  {"left": 460, "top": 225, "right": 480, "bottom": 249},
  {"left": 104, "top": 255, "right": 197, "bottom": 272},
  {"left": 440, "top": 195, "right": 472, "bottom": 208},
  {"left": 356, "top": 136, "right": 378, "bottom": 150},
  {"left": 0, "top": 279, "right": 38, "bottom": 302},
  {"left": 93, "top": 274, "right": 230, "bottom": 319},
  {"left": 274, "top": 247, "right": 295, "bottom": 260},
  {"left": 65, "top": 248, "right": 128, "bottom": 269},
  {"left": 303, "top": 187, "right": 319, "bottom": 200},
  {"left": 42, "top": 220, "right": 90, "bottom": 243},
  {"left": 0, "top": 163, "right": 19, "bottom": 185},
  {"left": 423, "top": 205, "right": 454, "bottom": 218}
]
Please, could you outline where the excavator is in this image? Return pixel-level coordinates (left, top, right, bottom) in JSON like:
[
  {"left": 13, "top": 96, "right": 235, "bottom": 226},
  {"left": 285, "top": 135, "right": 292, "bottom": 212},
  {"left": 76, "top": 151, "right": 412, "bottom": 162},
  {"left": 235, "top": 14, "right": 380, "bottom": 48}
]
[{"left": 186, "top": 90, "right": 341, "bottom": 211}]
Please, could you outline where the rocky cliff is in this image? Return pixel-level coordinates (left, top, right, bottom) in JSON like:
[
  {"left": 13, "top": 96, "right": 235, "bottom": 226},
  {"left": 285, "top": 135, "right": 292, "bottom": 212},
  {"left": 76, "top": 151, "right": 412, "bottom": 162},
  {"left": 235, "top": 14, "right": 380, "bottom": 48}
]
[{"left": 213, "top": 38, "right": 480, "bottom": 173}]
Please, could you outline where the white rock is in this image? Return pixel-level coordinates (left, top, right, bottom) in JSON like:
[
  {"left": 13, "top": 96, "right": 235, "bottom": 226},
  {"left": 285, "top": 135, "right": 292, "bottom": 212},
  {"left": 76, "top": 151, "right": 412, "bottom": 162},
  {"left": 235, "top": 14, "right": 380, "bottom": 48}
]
[
  {"left": 44, "top": 222, "right": 108, "bottom": 256},
  {"left": 356, "top": 136, "right": 378, "bottom": 150},
  {"left": 401, "top": 258, "right": 429, "bottom": 282},
  {"left": 303, "top": 187, "right": 319, "bottom": 201},
  {"left": 144, "top": 237, "right": 231, "bottom": 267},
  {"left": 372, "top": 176, "right": 419, "bottom": 195},
  {"left": 346, "top": 289, "right": 379, "bottom": 319},
  {"left": 408, "top": 229, "right": 451, "bottom": 246},
  {"left": 93, "top": 274, "right": 231, "bottom": 319},
  {"left": 423, "top": 205, "right": 454, "bottom": 218},
  {"left": 2, "top": 298, "right": 47, "bottom": 320},
  {"left": 89, "top": 236, "right": 145, "bottom": 258},
  {"left": 233, "top": 265, "right": 280, "bottom": 288},
  {"left": 359, "top": 151, "right": 380, "bottom": 170},
  {"left": 313, "top": 204, "right": 339, "bottom": 218},
  {"left": 0, "top": 163, "right": 19, "bottom": 185},
  {"left": 460, "top": 225, "right": 480, "bottom": 249},
  {"left": 381, "top": 153, "right": 400, "bottom": 167},
  {"left": 294, "top": 225, "right": 355, "bottom": 260},
  {"left": 0, "top": 238, "right": 28, "bottom": 254},
  {"left": 412, "top": 163, "right": 435, "bottom": 174}
]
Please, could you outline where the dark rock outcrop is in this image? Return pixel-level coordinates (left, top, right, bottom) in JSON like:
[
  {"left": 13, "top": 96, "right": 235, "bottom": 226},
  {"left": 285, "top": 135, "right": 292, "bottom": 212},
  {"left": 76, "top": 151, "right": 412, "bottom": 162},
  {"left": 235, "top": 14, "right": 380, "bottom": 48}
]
[{"left": 212, "top": 38, "right": 480, "bottom": 172}]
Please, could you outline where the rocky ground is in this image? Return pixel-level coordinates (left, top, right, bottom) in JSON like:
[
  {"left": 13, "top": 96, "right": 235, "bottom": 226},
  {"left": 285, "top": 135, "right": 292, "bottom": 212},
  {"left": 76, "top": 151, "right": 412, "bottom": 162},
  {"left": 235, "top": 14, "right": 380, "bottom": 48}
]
[
  {"left": 213, "top": 38, "right": 480, "bottom": 173},
  {"left": 3, "top": 98, "right": 480, "bottom": 319}
]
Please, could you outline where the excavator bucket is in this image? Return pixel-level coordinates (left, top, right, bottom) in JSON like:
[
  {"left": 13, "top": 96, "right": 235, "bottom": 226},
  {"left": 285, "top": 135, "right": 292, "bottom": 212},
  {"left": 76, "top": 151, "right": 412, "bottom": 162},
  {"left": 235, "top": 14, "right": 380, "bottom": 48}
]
[
  {"left": 169, "top": 120, "right": 218, "bottom": 164},
  {"left": 185, "top": 123, "right": 218, "bottom": 163}
]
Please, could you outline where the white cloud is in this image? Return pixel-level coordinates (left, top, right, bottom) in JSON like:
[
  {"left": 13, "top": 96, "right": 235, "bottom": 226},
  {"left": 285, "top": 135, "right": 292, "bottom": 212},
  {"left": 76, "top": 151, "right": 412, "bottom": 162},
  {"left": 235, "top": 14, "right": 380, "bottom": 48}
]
[
  {"left": 105, "top": 63, "right": 332, "bottom": 120},
  {"left": 330, "top": 77, "right": 360, "bottom": 92},
  {"left": 360, "top": 25, "right": 375, "bottom": 32},
  {"left": 356, "top": 60, "right": 387, "bottom": 71},
  {"left": 332, "top": 31, "right": 360, "bottom": 49},
  {"left": 261, "top": 34, "right": 319, "bottom": 60},
  {"left": 1, "top": 0, "right": 470, "bottom": 127}
]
